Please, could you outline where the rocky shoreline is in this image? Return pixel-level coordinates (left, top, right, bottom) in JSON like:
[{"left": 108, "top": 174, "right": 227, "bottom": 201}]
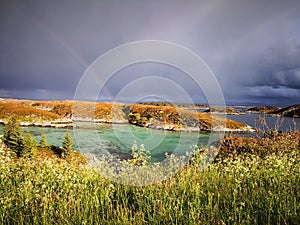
[
  {"left": 1, "top": 98, "right": 298, "bottom": 133},
  {"left": 0, "top": 117, "right": 255, "bottom": 133}
]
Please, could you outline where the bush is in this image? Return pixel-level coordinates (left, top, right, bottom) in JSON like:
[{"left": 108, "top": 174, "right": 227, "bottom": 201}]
[
  {"left": 218, "top": 130, "right": 300, "bottom": 159},
  {"left": 126, "top": 141, "right": 151, "bottom": 166}
]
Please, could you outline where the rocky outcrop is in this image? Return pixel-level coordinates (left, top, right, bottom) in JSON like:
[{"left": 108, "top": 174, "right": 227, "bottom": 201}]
[
  {"left": 271, "top": 104, "right": 300, "bottom": 117},
  {"left": 203, "top": 107, "right": 239, "bottom": 115},
  {"left": 127, "top": 104, "right": 253, "bottom": 132},
  {"left": 246, "top": 106, "right": 281, "bottom": 114},
  {"left": 0, "top": 98, "right": 254, "bottom": 132}
]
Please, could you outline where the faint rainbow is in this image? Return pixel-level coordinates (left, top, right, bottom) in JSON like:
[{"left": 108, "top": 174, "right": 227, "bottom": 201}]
[{"left": 35, "top": 20, "right": 115, "bottom": 101}]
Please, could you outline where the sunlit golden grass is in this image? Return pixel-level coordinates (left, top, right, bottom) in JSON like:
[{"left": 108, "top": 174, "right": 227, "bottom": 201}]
[
  {"left": 130, "top": 104, "right": 247, "bottom": 129},
  {"left": 197, "top": 112, "right": 246, "bottom": 129},
  {"left": 0, "top": 99, "right": 248, "bottom": 130},
  {"left": 1, "top": 130, "right": 299, "bottom": 224},
  {"left": 0, "top": 102, "right": 61, "bottom": 121}
]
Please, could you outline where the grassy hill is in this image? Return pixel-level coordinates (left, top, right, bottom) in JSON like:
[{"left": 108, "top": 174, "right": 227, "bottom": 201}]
[
  {"left": 0, "top": 101, "right": 61, "bottom": 122},
  {"left": 246, "top": 106, "right": 281, "bottom": 114},
  {"left": 203, "top": 107, "right": 239, "bottom": 114},
  {"left": 128, "top": 104, "right": 248, "bottom": 131},
  {"left": 0, "top": 98, "right": 250, "bottom": 131},
  {"left": 271, "top": 104, "right": 300, "bottom": 117}
]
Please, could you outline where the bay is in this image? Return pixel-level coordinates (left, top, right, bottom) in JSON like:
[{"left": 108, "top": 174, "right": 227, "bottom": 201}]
[
  {"left": 1, "top": 113, "right": 298, "bottom": 161},
  {"left": 0, "top": 123, "right": 216, "bottom": 161}
]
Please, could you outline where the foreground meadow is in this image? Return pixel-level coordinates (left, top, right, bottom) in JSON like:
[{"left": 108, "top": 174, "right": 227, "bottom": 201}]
[{"left": 0, "top": 130, "right": 300, "bottom": 224}]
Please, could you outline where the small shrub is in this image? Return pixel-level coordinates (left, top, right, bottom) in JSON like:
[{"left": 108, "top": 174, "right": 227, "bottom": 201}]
[
  {"left": 126, "top": 141, "right": 151, "bottom": 166},
  {"left": 218, "top": 130, "right": 299, "bottom": 160}
]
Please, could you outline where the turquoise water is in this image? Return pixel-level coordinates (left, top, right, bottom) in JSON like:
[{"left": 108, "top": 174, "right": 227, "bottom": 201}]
[
  {"left": 0, "top": 123, "right": 215, "bottom": 161},
  {"left": 1, "top": 113, "right": 299, "bottom": 161}
]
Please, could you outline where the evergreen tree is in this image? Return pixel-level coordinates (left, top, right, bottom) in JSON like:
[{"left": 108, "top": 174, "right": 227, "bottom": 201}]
[
  {"left": 23, "top": 132, "right": 38, "bottom": 157},
  {"left": 62, "top": 130, "right": 73, "bottom": 158},
  {"left": 39, "top": 130, "right": 50, "bottom": 148},
  {"left": 2, "top": 117, "right": 25, "bottom": 157}
]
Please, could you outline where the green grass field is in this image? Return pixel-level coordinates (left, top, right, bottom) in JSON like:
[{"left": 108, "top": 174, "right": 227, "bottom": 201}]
[{"left": 0, "top": 132, "right": 300, "bottom": 224}]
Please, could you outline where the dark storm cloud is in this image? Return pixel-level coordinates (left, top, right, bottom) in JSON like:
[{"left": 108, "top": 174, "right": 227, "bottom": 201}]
[
  {"left": 0, "top": 0, "right": 300, "bottom": 105},
  {"left": 272, "top": 69, "right": 300, "bottom": 89}
]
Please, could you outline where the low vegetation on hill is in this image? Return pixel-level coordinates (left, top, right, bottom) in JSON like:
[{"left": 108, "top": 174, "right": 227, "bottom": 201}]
[
  {"left": 129, "top": 104, "right": 248, "bottom": 131},
  {"left": 0, "top": 98, "right": 251, "bottom": 131},
  {"left": 271, "top": 104, "right": 300, "bottom": 117},
  {"left": 246, "top": 106, "right": 281, "bottom": 114},
  {"left": 139, "top": 101, "right": 207, "bottom": 108},
  {"left": 203, "top": 107, "right": 238, "bottom": 114},
  {"left": 0, "top": 101, "right": 61, "bottom": 122},
  {"left": 245, "top": 104, "right": 299, "bottom": 118}
]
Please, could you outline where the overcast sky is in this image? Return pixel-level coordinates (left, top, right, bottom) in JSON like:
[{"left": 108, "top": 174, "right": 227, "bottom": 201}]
[{"left": 0, "top": 0, "right": 300, "bottom": 106}]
